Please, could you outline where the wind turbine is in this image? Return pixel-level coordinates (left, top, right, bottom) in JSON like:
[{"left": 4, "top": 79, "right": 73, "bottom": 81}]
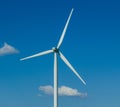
[{"left": 20, "top": 8, "right": 86, "bottom": 107}]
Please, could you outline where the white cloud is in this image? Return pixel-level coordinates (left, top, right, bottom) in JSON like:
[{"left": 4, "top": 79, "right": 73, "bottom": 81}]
[
  {"left": 39, "top": 85, "right": 53, "bottom": 95},
  {"left": 39, "top": 85, "right": 87, "bottom": 97},
  {"left": 58, "top": 86, "right": 87, "bottom": 97},
  {"left": 0, "top": 42, "right": 19, "bottom": 56}
]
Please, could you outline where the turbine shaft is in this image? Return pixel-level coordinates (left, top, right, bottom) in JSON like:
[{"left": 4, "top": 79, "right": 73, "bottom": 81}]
[
  {"left": 57, "top": 8, "right": 74, "bottom": 49},
  {"left": 54, "top": 53, "right": 58, "bottom": 107},
  {"left": 59, "top": 51, "right": 86, "bottom": 85},
  {"left": 20, "top": 50, "right": 53, "bottom": 61}
]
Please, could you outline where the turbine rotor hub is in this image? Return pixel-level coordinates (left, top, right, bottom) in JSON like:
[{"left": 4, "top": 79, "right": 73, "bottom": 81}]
[{"left": 52, "top": 47, "right": 59, "bottom": 53}]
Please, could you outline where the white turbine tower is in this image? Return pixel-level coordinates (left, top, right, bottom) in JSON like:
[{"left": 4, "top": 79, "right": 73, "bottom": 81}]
[{"left": 20, "top": 8, "right": 86, "bottom": 107}]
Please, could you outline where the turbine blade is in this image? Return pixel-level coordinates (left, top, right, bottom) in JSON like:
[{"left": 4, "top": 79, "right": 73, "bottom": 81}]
[
  {"left": 59, "top": 51, "right": 86, "bottom": 85},
  {"left": 20, "top": 50, "right": 53, "bottom": 61},
  {"left": 57, "top": 8, "right": 74, "bottom": 49}
]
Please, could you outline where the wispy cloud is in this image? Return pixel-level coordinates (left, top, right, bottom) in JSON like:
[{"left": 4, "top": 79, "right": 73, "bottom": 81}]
[
  {"left": 39, "top": 85, "right": 87, "bottom": 97},
  {"left": 0, "top": 42, "right": 19, "bottom": 56}
]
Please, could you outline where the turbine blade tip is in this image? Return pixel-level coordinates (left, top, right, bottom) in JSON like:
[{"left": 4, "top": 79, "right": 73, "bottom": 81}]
[
  {"left": 20, "top": 58, "right": 26, "bottom": 61},
  {"left": 84, "top": 82, "right": 86, "bottom": 85},
  {"left": 20, "top": 59, "right": 23, "bottom": 61},
  {"left": 82, "top": 80, "right": 86, "bottom": 85}
]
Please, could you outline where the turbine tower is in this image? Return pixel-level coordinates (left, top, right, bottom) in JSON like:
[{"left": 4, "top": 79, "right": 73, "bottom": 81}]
[{"left": 20, "top": 8, "right": 86, "bottom": 107}]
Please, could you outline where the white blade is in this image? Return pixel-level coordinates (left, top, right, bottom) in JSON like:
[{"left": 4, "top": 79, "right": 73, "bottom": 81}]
[
  {"left": 20, "top": 50, "right": 53, "bottom": 61},
  {"left": 59, "top": 51, "right": 86, "bottom": 85},
  {"left": 57, "top": 8, "right": 74, "bottom": 49}
]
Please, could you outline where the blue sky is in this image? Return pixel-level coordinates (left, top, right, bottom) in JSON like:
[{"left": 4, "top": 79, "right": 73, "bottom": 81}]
[{"left": 0, "top": 0, "right": 120, "bottom": 107}]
